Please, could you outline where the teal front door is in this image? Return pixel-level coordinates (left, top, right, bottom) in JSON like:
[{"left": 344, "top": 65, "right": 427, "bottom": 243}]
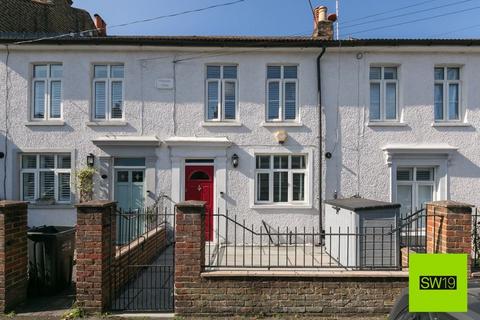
[{"left": 115, "top": 169, "right": 145, "bottom": 244}]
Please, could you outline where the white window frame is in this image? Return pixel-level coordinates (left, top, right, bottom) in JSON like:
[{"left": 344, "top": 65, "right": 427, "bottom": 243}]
[
  {"left": 92, "top": 64, "right": 125, "bottom": 121},
  {"left": 369, "top": 65, "right": 399, "bottom": 122},
  {"left": 204, "top": 65, "right": 238, "bottom": 122},
  {"left": 266, "top": 65, "right": 299, "bottom": 122},
  {"left": 434, "top": 66, "right": 462, "bottom": 122},
  {"left": 31, "top": 63, "right": 63, "bottom": 120},
  {"left": 396, "top": 166, "right": 436, "bottom": 211},
  {"left": 20, "top": 154, "right": 72, "bottom": 204},
  {"left": 254, "top": 154, "right": 308, "bottom": 205}
]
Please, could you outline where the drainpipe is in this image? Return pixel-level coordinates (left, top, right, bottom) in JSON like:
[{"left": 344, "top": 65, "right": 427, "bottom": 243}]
[{"left": 317, "top": 46, "right": 326, "bottom": 240}]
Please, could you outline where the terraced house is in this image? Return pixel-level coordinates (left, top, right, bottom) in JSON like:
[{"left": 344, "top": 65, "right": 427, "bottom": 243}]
[{"left": 1, "top": 1, "right": 480, "bottom": 239}]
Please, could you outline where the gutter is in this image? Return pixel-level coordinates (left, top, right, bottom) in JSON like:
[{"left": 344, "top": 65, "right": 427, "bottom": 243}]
[{"left": 317, "top": 46, "right": 326, "bottom": 238}]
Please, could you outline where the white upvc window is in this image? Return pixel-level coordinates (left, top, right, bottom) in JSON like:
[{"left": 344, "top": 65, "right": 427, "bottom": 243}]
[
  {"left": 369, "top": 66, "right": 399, "bottom": 121},
  {"left": 205, "top": 65, "right": 238, "bottom": 121},
  {"left": 434, "top": 66, "right": 461, "bottom": 121},
  {"left": 254, "top": 154, "right": 307, "bottom": 204},
  {"left": 92, "top": 64, "right": 124, "bottom": 120},
  {"left": 20, "top": 154, "right": 72, "bottom": 204},
  {"left": 396, "top": 167, "right": 435, "bottom": 228},
  {"left": 32, "top": 64, "right": 63, "bottom": 120},
  {"left": 266, "top": 65, "right": 298, "bottom": 122}
]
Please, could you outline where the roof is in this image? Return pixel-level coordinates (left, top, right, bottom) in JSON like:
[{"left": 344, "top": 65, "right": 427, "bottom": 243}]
[
  {"left": 4, "top": 36, "right": 480, "bottom": 47},
  {"left": 325, "top": 197, "right": 400, "bottom": 212},
  {"left": 0, "top": 0, "right": 96, "bottom": 37}
]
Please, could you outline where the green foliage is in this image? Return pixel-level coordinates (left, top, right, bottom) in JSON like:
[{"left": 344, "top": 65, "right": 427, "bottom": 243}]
[
  {"left": 76, "top": 166, "right": 95, "bottom": 202},
  {"left": 61, "top": 306, "right": 84, "bottom": 320}
]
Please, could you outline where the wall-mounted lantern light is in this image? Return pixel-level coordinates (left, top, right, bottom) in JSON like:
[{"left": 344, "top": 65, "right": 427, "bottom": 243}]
[
  {"left": 87, "top": 153, "right": 95, "bottom": 167},
  {"left": 0, "top": 152, "right": 4, "bottom": 159},
  {"left": 231, "top": 154, "right": 239, "bottom": 168}
]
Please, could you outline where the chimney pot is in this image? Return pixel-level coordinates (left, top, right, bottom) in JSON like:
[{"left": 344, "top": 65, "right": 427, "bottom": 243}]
[{"left": 94, "top": 14, "right": 107, "bottom": 36}]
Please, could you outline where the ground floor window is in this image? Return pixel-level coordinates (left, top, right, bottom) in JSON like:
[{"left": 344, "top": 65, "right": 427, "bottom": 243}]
[
  {"left": 396, "top": 166, "right": 435, "bottom": 219},
  {"left": 20, "top": 153, "right": 71, "bottom": 203},
  {"left": 255, "top": 154, "right": 307, "bottom": 204}
]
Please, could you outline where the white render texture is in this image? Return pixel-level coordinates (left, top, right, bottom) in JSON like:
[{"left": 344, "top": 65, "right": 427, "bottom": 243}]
[
  {"left": 323, "top": 48, "right": 480, "bottom": 207},
  {"left": 0, "top": 46, "right": 321, "bottom": 228}
]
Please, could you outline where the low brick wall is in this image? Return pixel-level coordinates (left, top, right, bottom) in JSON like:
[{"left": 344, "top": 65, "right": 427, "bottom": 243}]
[
  {"left": 175, "top": 201, "right": 408, "bottom": 316},
  {"left": 112, "top": 226, "right": 167, "bottom": 292},
  {"left": 176, "top": 274, "right": 407, "bottom": 316}
]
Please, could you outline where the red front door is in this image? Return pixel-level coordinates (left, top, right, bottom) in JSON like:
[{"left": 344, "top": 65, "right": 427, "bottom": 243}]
[{"left": 185, "top": 166, "right": 214, "bottom": 241}]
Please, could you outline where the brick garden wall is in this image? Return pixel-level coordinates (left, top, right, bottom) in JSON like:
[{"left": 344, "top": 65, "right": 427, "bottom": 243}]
[
  {"left": 176, "top": 276, "right": 407, "bottom": 315},
  {"left": 174, "top": 201, "right": 408, "bottom": 316},
  {"left": 0, "top": 201, "right": 28, "bottom": 312}
]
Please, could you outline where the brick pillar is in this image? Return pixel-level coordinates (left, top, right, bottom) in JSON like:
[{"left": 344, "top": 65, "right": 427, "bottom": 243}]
[
  {"left": 0, "top": 201, "right": 28, "bottom": 312},
  {"left": 75, "top": 200, "right": 116, "bottom": 313},
  {"left": 174, "top": 200, "right": 205, "bottom": 315},
  {"left": 426, "top": 201, "right": 473, "bottom": 271}
]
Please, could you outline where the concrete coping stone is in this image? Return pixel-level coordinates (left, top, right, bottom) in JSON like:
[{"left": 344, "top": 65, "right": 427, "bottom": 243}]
[
  {"left": 426, "top": 200, "right": 474, "bottom": 209},
  {"left": 0, "top": 200, "right": 28, "bottom": 208},
  {"left": 176, "top": 200, "right": 206, "bottom": 208},
  {"left": 75, "top": 200, "right": 116, "bottom": 208},
  {"left": 201, "top": 270, "right": 409, "bottom": 279}
]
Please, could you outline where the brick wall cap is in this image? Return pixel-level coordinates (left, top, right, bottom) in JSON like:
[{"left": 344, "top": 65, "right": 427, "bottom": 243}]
[
  {"left": 201, "top": 270, "right": 409, "bottom": 279},
  {"left": 75, "top": 200, "right": 116, "bottom": 208},
  {"left": 0, "top": 200, "right": 28, "bottom": 208},
  {"left": 427, "top": 200, "right": 474, "bottom": 209},
  {"left": 176, "top": 200, "right": 206, "bottom": 209}
]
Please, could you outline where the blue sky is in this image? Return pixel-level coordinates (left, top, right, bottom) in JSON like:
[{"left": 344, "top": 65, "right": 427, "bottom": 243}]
[{"left": 78, "top": 0, "right": 480, "bottom": 39}]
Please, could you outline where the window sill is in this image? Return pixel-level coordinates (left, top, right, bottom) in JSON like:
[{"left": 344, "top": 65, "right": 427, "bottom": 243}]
[
  {"left": 431, "top": 122, "right": 471, "bottom": 127},
  {"left": 28, "top": 204, "right": 74, "bottom": 209},
  {"left": 25, "top": 121, "right": 65, "bottom": 126},
  {"left": 251, "top": 204, "right": 313, "bottom": 210},
  {"left": 367, "top": 122, "right": 407, "bottom": 127},
  {"left": 86, "top": 121, "right": 128, "bottom": 127},
  {"left": 201, "top": 121, "right": 242, "bottom": 127},
  {"left": 261, "top": 122, "right": 303, "bottom": 127}
]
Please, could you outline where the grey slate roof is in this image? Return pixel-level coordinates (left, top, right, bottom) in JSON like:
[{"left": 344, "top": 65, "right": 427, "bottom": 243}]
[{"left": 0, "top": 0, "right": 96, "bottom": 37}]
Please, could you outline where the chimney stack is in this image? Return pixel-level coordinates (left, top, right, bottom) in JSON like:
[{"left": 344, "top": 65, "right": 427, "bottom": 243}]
[
  {"left": 94, "top": 14, "right": 107, "bottom": 36},
  {"left": 313, "top": 6, "right": 334, "bottom": 40}
]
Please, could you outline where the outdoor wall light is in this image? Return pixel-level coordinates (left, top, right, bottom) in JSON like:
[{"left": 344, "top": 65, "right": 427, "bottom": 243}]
[
  {"left": 0, "top": 152, "right": 4, "bottom": 159},
  {"left": 87, "top": 153, "right": 95, "bottom": 167},
  {"left": 101, "top": 174, "right": 108, "bottom": 179},
  {"left": 231, "top": 154, "right": 239, "bottom": 168}
]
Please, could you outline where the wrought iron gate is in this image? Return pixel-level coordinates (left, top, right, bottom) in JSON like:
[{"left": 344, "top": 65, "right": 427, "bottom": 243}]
[{"left": 109, "top": 198, "right": 175, "bottom": 312}]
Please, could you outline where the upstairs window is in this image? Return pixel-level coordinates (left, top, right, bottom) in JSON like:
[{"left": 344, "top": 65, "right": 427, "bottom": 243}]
[
  {"left": 20, "top": 154, "right": 72, "bottom": 203},
  {"left": 266, "top": 65, "right": 298, "bottom": 121},
  {"left": 205, "top": 65, "right": 237, "bottom": 121},
  {"left": 32, "top": 64, "right": 63, "bottom": 120},
  {"left": 434, "top": 67, "right": 461, "bottom": 121},
  {"left": 93, "top": 64, "right": 124, "bottom": 120},
  {"left": 369, "top": 66, "right": 398, "bottom": 121}
]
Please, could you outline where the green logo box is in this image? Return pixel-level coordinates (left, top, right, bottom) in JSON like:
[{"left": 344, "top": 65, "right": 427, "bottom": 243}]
[{"left": 409, "top": 254, "right": 467, "bottom": 312}]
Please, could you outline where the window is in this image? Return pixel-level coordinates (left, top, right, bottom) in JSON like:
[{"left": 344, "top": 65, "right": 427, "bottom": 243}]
[
  {"left": 205, "top": 65, "right": 237, "bottom": 121},
  {"left": 434, "top": 67, "right": 461, "bottom": 121},
  {"left": 32, "top": 64, "right": 63, "bottom": 120},
  {"left": 266, "top": 65, "right": 298, "bottom": 121},
  {"left": 369, "top": 66, "right": 398, "bottom": 121},
  {"left": 93, "top": 64, "right": 124, "bottom": 120},
  {"left": 255, "top": 154, "right": 307, "bottom": 204},
  {"left": 396, "top": 167, "right": 435, "bottom": 227},
  {"left": 20, "top": 154, "right": 72, "bottom": 203}
]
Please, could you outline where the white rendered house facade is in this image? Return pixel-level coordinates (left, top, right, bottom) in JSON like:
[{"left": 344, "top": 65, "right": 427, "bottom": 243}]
[
  {"left": 322, "top": 41, "right": 480, "bottom": 218},
  {"left": 0, "top": 37, "right": 322, "bottom": 231}
]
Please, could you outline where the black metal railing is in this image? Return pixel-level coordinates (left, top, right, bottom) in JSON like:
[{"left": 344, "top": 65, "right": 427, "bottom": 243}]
[
  {"left": 473, "top": 207, "right": 480, "bottom": 271},
  {"left": 203, "top": 211, "right": 415, "bottom": 271}
]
